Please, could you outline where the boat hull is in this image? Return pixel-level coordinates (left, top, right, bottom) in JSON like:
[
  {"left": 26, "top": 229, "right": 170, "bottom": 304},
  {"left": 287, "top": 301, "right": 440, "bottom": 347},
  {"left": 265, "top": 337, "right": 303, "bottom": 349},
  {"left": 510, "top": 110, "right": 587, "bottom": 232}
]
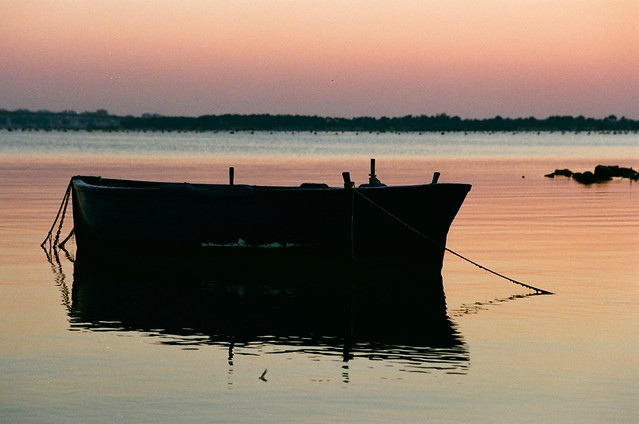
[{"left": 71, "top": 176, "right": 471, "bottom": 274}]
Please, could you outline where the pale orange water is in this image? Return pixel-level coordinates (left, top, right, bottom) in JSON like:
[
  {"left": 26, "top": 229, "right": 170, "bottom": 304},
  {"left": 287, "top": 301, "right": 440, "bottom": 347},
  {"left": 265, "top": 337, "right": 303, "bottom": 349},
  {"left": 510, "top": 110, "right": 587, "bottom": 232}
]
[{"left": 1, "top": 146, "right": 637, "bottom": 422}]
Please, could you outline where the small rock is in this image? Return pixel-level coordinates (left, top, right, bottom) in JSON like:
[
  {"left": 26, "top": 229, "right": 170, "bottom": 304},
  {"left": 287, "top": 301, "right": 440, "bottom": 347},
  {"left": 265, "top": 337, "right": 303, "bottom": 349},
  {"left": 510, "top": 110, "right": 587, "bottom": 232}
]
[{"left": 544, "top": 168, "right": 573, "bottom": 178}]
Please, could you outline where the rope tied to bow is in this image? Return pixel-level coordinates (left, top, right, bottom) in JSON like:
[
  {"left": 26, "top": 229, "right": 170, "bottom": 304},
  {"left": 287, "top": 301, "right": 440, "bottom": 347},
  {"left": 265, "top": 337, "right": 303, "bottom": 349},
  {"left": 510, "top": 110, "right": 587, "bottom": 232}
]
[
  {"left": 41, "top": 180, "right": 74, "bottom": 252},
  {"left": 352, "top": 188, "right": 553, "bottom": 295}
]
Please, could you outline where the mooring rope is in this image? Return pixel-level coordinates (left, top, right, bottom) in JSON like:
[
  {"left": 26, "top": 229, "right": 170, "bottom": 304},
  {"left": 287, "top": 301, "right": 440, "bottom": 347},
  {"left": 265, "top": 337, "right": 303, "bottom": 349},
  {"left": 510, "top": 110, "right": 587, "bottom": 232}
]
[
  {"left": 41, "top": 181, "right": 73, "bottom": 251},
  {"left": 352, "top": 188, "right": 554, "bottom": 295},
  {"left": 349, "top": 187, "right": 356, "bottom": 265},
  {"left": 58, "top": 228, "right": 75, "bottom": 250}
]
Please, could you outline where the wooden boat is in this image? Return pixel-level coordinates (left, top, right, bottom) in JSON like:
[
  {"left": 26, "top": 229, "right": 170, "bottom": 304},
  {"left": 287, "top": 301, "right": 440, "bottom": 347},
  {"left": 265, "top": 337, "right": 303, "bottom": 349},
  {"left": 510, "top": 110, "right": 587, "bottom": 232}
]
[{"left": 70, "top": 161, "right": 471, "bottom": 276}]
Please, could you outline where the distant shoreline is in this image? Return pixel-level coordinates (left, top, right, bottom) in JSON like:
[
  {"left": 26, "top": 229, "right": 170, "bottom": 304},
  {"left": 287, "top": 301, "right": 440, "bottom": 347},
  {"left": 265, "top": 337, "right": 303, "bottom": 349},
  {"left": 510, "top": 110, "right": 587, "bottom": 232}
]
[{"left": 1, "top": 109, "right": 637, "bottom": 133}]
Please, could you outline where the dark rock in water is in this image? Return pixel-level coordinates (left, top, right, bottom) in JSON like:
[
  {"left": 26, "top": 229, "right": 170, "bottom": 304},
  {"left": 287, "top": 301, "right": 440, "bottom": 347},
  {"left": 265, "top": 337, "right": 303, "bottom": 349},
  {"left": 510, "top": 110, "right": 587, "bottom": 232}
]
[
  {"left": 594, "top": 165, "right": 639, "bottom": 180},
  {"left": 544, "top": 169, "right": 573, "bottom": 178},
  {"left": 572, "top": 171, "right": 597, "bottom": 184},
  {"left": 546, "top": 165, "right": 639, "bottom": 185},
  {"left": 592, "top": 166, "right": 614, "bottom": 182}
]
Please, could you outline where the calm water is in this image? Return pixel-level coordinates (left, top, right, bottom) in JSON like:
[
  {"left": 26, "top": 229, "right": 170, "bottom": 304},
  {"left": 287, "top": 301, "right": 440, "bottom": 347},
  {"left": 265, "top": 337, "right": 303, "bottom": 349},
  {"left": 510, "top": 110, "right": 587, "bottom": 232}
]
[{"left": 1, "top": 131, "right": 638, "bottom": 423}]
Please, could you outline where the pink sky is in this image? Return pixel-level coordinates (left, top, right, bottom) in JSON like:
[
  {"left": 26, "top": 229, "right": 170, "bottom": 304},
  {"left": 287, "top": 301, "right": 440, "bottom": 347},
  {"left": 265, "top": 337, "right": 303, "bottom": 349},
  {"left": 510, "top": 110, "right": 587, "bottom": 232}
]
[{"left": 1, "top": 0, "right": 637, "bottom": 118}]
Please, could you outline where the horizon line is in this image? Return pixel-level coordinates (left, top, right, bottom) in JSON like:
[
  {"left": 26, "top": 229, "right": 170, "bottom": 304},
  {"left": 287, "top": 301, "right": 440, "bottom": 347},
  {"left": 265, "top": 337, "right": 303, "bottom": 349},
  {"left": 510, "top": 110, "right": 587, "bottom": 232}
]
[{"left": 1, "top": 108, "right": 635, "bottom": 122}]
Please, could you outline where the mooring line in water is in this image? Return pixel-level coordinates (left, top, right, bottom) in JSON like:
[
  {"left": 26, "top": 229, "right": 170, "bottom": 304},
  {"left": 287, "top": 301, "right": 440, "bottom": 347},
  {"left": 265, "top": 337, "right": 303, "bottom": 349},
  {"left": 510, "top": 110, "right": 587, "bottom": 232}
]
[
  {"left": 41, "top": 180, "right": 73, "bottom": 252},
  {"left": 352, "top": 188, "right": 554, "bottom": 295},
  {"left": 448, "top": 291, "right": 544, "bottom": 318},
  {"left": 58, "top": 228, "right": 75, "bottom": 250}
]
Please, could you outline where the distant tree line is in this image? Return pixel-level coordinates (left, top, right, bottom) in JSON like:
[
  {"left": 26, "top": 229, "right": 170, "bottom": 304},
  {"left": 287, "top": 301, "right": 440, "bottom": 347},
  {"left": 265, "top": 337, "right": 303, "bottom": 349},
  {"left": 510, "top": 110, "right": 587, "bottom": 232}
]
[{"left": 1, "top": 109, "right": 637, "bottom": 132}]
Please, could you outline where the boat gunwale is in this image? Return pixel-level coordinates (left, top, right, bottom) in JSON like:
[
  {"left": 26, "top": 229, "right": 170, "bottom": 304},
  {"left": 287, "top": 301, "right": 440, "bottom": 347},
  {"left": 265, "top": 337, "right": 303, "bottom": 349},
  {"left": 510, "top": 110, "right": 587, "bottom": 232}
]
[{"left": 71, "top": 175, "right": 471, "bottom": 193}]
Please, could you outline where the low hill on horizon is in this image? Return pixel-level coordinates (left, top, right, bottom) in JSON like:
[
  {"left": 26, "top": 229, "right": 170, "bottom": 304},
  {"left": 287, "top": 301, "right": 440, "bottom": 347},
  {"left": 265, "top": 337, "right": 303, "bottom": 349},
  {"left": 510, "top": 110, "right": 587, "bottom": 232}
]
[{"left": 1, "top": 109, "right": 637, "bottom": 132}]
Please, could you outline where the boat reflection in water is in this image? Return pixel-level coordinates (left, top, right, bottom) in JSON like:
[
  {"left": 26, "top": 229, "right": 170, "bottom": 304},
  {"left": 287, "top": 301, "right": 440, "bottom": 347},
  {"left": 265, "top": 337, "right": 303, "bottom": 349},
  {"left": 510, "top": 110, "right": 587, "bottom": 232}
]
[{"left": 68, "top": 255, "right": 468, "bottom": 374}]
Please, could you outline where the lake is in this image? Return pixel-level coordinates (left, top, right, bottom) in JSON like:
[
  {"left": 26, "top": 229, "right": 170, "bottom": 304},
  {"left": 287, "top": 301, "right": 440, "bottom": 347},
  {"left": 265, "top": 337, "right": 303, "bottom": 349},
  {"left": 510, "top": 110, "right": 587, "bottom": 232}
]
[{"left": 1, "top": 130, "right": 637, "bottom": 423}]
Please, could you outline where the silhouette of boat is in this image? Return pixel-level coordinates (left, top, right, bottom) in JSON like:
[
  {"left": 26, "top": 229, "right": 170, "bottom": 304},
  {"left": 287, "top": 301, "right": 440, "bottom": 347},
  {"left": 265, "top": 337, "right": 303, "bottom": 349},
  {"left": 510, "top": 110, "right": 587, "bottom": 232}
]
[{"left": 70, "top": 160, "right": 471, "bottom": 278}]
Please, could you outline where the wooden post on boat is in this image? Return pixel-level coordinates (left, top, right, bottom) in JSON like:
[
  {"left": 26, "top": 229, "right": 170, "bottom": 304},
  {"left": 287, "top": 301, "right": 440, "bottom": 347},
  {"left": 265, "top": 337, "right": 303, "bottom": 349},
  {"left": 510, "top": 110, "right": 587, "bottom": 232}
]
[
  {"left": 431, "top": 172, "right": 440, "bottom": 184},
  {"left": 229, "top": 167, "right": 235, "bottom": 186},
  {"left": 369, "top": 158, "right": 381, "bottom": 185},
  {"left": 342, "top": 171, "right": 355, "bottom": 265},
  {"left": 342, "top": 172, "right": 354, "bottom": 188},
  {"left": 369, "top": 158, "right": 376, "bottom": 182}
]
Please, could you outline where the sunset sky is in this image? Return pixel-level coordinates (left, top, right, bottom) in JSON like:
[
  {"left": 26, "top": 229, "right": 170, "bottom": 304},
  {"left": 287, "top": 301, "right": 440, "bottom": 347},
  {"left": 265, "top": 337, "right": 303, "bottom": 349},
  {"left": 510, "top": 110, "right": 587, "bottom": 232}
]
[{"left": 1, "top": 1, "right": 637, "bottom": 119}]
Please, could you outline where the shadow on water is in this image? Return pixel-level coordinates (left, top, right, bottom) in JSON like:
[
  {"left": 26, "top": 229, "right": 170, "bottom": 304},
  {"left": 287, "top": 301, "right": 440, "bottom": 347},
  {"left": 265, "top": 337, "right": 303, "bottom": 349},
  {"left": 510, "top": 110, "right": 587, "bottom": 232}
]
[{"left": 50, "top": 249, "right": 469, "bottom": 374}]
